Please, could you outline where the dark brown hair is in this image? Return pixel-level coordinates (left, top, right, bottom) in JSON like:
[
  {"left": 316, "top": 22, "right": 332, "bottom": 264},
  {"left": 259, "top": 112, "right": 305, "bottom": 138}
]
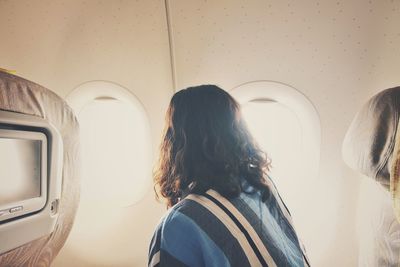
[{"left": 154, "top": 85, "right": 271, "bottom": 207}]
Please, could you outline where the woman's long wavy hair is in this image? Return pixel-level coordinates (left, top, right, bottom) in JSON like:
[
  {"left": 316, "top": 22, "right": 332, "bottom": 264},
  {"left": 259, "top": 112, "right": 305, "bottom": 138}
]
[{"left": 154, "top": 85, "right": 271, "bottom": 207}]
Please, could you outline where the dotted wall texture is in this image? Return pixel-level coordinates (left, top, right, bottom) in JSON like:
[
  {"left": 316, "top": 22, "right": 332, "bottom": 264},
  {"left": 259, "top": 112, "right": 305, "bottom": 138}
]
[
  {"left": 0, "top": 1, "right": 172, "bottom": 267},
  {"left": 0, "top": 0, "right": 399, "bottom": 266},
  {"left": 168, "top": 1, "right": 400, "bottom": 266}
]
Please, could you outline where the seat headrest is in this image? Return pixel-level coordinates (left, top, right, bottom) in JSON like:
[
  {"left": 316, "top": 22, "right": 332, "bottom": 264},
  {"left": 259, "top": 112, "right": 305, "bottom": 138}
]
[
  {"left": 343, "top": 86, "right": 400, "bottom": 223},
  {"left": 342, "top": 86, "right": 400, "bottom": 189},
  {"left": 0, "top": 71, "right": 80, "bottom": 266}
]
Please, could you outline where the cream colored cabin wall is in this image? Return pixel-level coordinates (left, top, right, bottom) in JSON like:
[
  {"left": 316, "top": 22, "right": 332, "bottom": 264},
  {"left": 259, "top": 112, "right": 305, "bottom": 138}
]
[
  {"left": 0, "top": 0, "right": 399, "bottom": 266},
  {"left": 368, "top": 1, "right": 400, "bottom": 96},
  {"left": 168, "top": 1, "right": 400, "bottom": 266},
  {"left": 0, "top": 1, "right": 170, "bottom": 266}
]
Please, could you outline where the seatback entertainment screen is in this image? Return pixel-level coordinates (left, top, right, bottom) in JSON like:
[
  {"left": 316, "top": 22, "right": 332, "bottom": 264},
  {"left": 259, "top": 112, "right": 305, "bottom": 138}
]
[
  {"left": 0, "top": 138, "right": 41, "bottom": 206},
  {"left": 0, "top": 129, "right": 47, "bottom": 222},
  {"left": 0, "top": 110, "right": 63, "bottom": 255}
]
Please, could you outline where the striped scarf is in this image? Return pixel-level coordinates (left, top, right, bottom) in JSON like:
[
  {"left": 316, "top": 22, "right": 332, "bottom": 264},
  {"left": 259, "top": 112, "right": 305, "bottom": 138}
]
[{"left": 149, "top": 178, "right": 310, "bottom": 267}]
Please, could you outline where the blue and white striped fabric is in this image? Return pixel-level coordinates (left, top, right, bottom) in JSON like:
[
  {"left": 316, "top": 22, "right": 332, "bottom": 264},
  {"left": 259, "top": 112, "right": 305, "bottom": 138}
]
[{"left": 148, "top": 178, "right": 310, "bottom": 267}]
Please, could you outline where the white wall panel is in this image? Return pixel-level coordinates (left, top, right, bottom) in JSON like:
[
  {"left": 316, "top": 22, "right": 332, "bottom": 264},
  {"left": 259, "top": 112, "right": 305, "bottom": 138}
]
[
  {"left": 0, "top": 1, "right": 171, "bottom": 266},
  {"left": 168, "top": 1, "right": 400, "bottom": 266},
  {"left": 1, "top": 0, "right": 399, "bottom": 266}
]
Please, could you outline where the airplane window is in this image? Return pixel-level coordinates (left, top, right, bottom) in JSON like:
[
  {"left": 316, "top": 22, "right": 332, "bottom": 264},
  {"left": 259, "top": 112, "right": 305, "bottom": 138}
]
[
  {"left": 61, "top": 81, "right": 152, "bottom": 263},
  {"left": 231, "top": 81, "right": 321, "bottom": 260},
  {"left": 79, "top": 97, "right": 150, "bottom": 207},
  {"left": 68, "top": 82, "right": 152, "bottom": 208},
  {"left": 241, "top": 100, "right": 302, "bottom": 204}
]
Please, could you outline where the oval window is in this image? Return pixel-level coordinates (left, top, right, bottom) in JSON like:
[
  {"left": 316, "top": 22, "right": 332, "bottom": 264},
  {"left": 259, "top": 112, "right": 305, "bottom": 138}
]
[
  {"left": 68, "top": 81, "right": 152, "bottom": 207},
  {"left": 231, "top": 81, "right": 321, "bottom": 262},
  {"left": 241, "top": 99, "right": 303, "bottom": 197},
  {"left": 61, "top": 81, "right": 152, "bottom": 265}
]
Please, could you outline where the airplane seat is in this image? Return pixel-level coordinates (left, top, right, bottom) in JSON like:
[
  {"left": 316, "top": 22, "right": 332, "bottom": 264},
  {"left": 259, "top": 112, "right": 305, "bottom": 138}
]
[
  {"left": 342, "top": 86, "right": 400, "bottom": 266},
  {"left": 0, "top": 71, "right": 80, "bottom": 267}
]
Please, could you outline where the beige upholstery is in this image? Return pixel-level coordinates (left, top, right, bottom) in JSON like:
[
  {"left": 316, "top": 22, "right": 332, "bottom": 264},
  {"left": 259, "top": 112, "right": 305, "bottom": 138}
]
[
  {"left": 391, "top": 119, "right": 400, "bottom": 223},
  {"left": 343, "top": 86, "right": 400, "bottom": 266},
  {"left": 0, "top": 71, "right": 80, "bottom": 267},
  {"left": 343, "top": 87, "right": 400, "bottom": 189}
]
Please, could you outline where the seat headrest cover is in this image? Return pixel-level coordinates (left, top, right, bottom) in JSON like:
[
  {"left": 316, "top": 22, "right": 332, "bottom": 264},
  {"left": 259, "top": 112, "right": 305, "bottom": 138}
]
[
  {"left": 342, "top": 86, "right": 400, "bottom": 188},
  {"left": 0, "top": 72, "right": 80, "bottom": 267},
  {"left": 391, "top": 114, "right": 400, "bottom": 222}
]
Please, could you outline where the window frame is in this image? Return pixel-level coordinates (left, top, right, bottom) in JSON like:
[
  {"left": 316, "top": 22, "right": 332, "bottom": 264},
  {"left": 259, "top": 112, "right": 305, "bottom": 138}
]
[
  {"left": 230, "top": 80, "right": 321, "bottom": 181},
  {"left": 66, "top": 80, "right": 153, "bottom": 205}
]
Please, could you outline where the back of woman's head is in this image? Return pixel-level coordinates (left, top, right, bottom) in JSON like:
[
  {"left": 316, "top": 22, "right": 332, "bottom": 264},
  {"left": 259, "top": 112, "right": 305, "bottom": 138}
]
[{"left": 154, "top": 85, "right": 270, "bottom": 207}]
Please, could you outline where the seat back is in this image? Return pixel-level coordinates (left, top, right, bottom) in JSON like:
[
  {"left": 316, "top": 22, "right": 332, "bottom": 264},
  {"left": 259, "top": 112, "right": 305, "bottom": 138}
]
[
  {"left": 0, "top": 71, "right": 80, "bottom": 267},
  {"left": 342, "top": 86, "right": 400, "bottom": 266}
]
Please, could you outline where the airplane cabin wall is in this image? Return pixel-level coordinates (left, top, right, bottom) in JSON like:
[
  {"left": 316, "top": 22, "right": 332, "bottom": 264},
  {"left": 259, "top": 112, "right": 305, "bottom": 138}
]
[
  {"left": 367, "top": 1, "right": 400, "bottom": 96},
  {"left": 0, "top": 0, "right": 171, "bottom": 266},
  {"left": 168, "top": 0, "right": 400, "bottom": 266},
  {"left": 0, "top": 0, "right": 400, "bottom": 266}
]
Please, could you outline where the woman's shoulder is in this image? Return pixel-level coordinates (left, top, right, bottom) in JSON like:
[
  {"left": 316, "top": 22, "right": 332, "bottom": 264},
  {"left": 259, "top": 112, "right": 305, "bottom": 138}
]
[
  {"left": 156, "top": 190, "right": 249, "bottom": 235},
  {"left": 155, "top": 185, "right": 268, "bottom": 235},
  {"left": 149, "top": 199, "right": 205, "bottom": 253},
  {"left": 154, "top": 197, "right": 209, "bottom": 232},
  {"left": 148, "top": 198, "right": 213, "bottom": 267}
]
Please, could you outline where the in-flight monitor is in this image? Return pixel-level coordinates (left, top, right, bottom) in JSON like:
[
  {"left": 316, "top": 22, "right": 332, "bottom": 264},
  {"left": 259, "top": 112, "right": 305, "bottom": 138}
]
[{"left": 0, "top": 129, "right": 47, "bottom": 223}]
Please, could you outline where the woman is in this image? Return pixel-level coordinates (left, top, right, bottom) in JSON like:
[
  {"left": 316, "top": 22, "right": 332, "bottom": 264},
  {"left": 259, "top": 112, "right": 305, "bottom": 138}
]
[{"left": 148, "top": 85, "right": 309, "bottom": 267}]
